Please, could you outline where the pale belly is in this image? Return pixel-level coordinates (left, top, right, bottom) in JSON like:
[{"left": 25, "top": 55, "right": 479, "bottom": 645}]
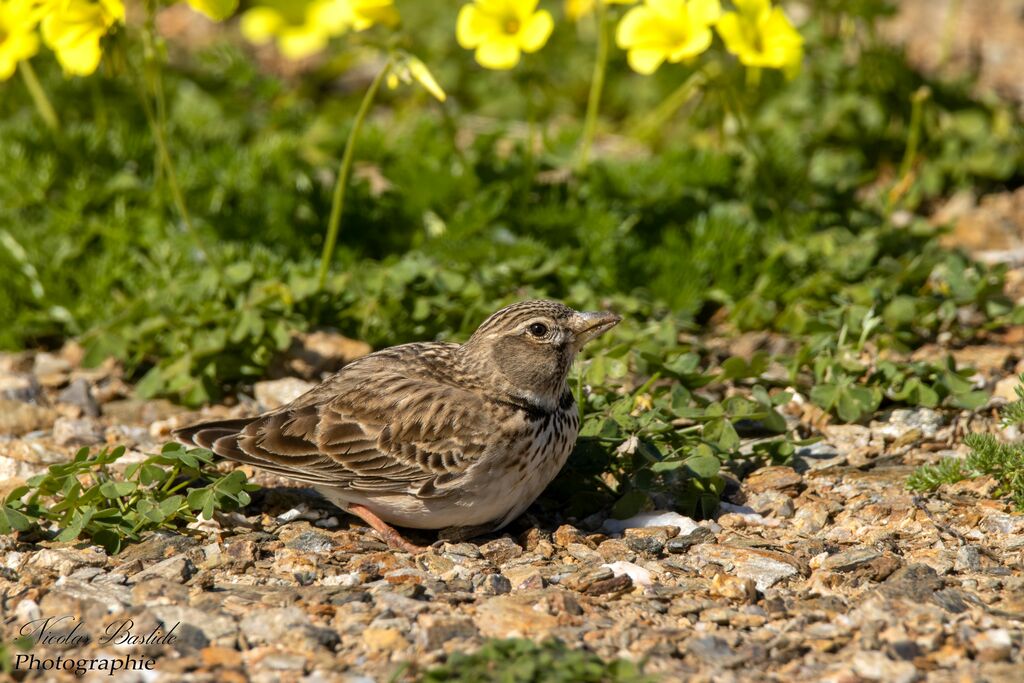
[{"left": 318, "top": 408, "right": 579, "bottom": 530}]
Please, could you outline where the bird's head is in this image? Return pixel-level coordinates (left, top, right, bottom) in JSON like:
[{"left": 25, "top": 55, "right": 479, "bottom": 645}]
[{"left": 462, "top": 300, "right": 621, "bottom": 410}]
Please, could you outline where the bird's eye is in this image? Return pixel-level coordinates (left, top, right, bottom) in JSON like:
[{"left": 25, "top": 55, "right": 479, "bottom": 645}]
[{"left": 528, "top": 322, "right": 549, "bottom": 337}]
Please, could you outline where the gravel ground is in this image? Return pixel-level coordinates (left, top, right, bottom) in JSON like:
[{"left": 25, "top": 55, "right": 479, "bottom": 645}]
[{"left": 1, "top": 341, "right": 1023, "bottom": 683}]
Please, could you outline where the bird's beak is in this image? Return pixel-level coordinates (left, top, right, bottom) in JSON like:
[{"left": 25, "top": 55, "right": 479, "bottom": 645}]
[{"left": 571, "top": 310, "right": 621, "bottom": 347}]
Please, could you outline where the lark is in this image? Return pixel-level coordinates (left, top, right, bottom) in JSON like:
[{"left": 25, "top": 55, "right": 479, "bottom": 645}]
[{"left": 173, "top": 300, "right": 620, "bottom": 551}]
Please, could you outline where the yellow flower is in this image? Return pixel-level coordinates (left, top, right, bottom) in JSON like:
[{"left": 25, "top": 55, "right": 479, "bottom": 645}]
[
  {"left": 715, "top": 0, "right": 802, "bottom": 77},
  {"left": 41, "top": 0, "right": 123, "bottom": 76},
  {"left": 241, "top": 0, "right": 397, "bottom": 60},
  {"left": 615, "top": 0, "right": 720, "bottom": 74},
  {"left": 185, "top": 0, "right": 238, "bottom": 22},
  {"left": 0, "top": 0, "right": 41, "bottom": 81},
  {"left": 314, "top": 0, "right": 398, "bottom": 34},
  {"left": 456, "top": 0, "right": 554, "bottom": 70},
  {"left": 240, "top": 0, "right": 331, "bottom": 60},
  {"left": 387, "top": 53, "right": 447, "bottom": 102},
  {"left": 565, "top": 0, "right": 636, "bottom": 22}
]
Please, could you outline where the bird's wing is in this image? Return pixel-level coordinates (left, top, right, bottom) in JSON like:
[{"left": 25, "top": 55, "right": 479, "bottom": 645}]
[{"left": 211, "top": 367, "right": 494, "bottom": 496}]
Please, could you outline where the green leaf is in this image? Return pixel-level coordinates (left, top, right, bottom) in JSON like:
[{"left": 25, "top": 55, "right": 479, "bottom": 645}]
[
  {"left": 683, "top": 453, "right": 720, "bottom": 479},
  {"left": 99, "top": 481, "right": 137, "bottom": 498},
  {"left": 610, "top": 490, "right": 647, "bottom": 519},
  {"left": 0, "top": 505, "right": 32, "bottom": 534}
]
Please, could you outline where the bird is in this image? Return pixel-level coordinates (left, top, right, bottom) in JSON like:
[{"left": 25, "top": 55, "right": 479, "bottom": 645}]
[{"left": 172, "top": 300, "right": 620, "bottom": 552}]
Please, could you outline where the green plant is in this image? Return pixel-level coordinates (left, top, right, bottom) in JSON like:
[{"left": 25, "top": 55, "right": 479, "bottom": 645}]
[
  {"left": 789, "top": 304, "right": 988, "bottom": 422},
  {"left": 540, "top": 319, "right": 806, "bottom": 520},
  {"left": 0, "top": 443, "right": 258, "bottom": 554},
  {"left": 908, "top": 375, "right": 1024, "bottom": 509},
  {"left": 414, "top": 638, "right": 651, "bottom": 683}
]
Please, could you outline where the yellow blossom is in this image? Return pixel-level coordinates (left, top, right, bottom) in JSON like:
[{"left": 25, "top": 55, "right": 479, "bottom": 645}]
[
  {"left": 240, "top": 0, "right": 332, "bottom": 60},
  {"left": 456, "top": 0, "right": 554, "bottom": 70},
  {"left": 185, "top": 0, "right": 238, "bottom": 22},
  {"left": 387, "top": 53, "right": 446, "bottom": 102},
  {"left": 715, "top": 0, "right": 802, "bottom": 77},
  {"left": 0, "top": 0, "right": 41, "bottom": 81},
  {"left": 241, "top": 0, "right": 397, "bottom": 60},
  {"left": 314, "top": 0, "right": 398, "bottom": 35},
  {"left": 41, "top": 0, "right": 123, "bottom": 76},
  {"left": 615, "top": 0, "right": 720, "bottom": 74},
  {"left": 565, "top": 0, "right": 636, "bottom": 22}
]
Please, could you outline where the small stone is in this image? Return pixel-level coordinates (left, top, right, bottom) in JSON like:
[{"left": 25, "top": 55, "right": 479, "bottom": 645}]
[
  {"left": 954, "top": 545, "right": 982, "bottom": 573},
  {"left": 666, "top": 526, "right": 714, "bottom": 553},
  {"left": 284, "top": 530, "right": 337, "bottom": 554},
  {"left": 201, "top": 646, "right": 243, "bottom": 668},
  {"left": 821, "top": 547, "right": 882, "bottom": 572},
  {"left": 602, "top": 561, "right": 652, "bottom": 587},
  {"left": 239, "top": 606, "right": 337, "bottom": 650},
  {"left": 33, "top": 352, "right": 72, "bottom": 386},
  {"left": 692, "top": 545, "right": 801, "bottom": 591},
  {"left": 52, "top": 416, "right": 104, "bottom": 447},
  {"left": 603, "top": 511, "right": 700, "bottom": 536},
  {"left": 596, "top": 538, "right": 635, "bottom": 562},
  {"left": 566, "top": 543, "right": 603, "bottom": 564},
  {"left": 971, "top": 629, "right": 1012, "bottom": 662},
  {"left": 27, "top": 547, "right": 107, "bottom": 576},
  {"left": 0, "top": 373, "right": 42, "bottom": 403},
  {"left": 273, "top": 330, "right": 372, "bottom": 380},
  {"left": 474, "top": 573, "right": 513, "bottom": 595},
  {"left": 502, "top": 565, "right": 545, "bottom": 591},
  {"left": 876, "top": 408, "right": 944, "bottom": 441},
  {"left": 792, "top": 502, "right": 831, "bottom": 534},
  {"left": 362, "top": 628, "right": 408, "bottom": 652},
  {"left": 417, "top": 614, "right": 478, "bottom": 650},
  {"left": 553, "top": 524, "right": 592, "bottom": 548},
  {"left": 254, "top": 377, "right": 316, "bottom": 411},
  {"left": 744, "top": 466, "right": 802, "bottom": 494},
  {"left": 128, "top": 554, "right": 195, "bottom": 584},
  {"left": 478, "top": 537, "right": 523, "bottom": 565},
  {"left": 686, "top": 636, "right": 746, "bottom": 668},
  {"left": 710, "top": 573, "right": 757, "bottom": 603},
  {"left": 149, "top": 605, "right": 238, "bottom": 649},
  {"left": 623, "top": 527, "right": 671, "bottom": 555},
  {"left": 851, "top": 650, "right": 918, "bottom": 683},
  {"left": 0, "top": 400, "right": 57, "bottom": 436},
  {"left": 473, "top": 590, "right": 578, "bottom": 638},
  {"left": 57, "top": 379, "right": 100, "bottom": 418}
]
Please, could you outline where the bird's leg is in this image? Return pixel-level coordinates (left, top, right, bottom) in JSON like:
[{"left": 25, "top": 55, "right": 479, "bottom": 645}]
[{"left": 346, "top": 503, "right": 427, "bottom": 554}]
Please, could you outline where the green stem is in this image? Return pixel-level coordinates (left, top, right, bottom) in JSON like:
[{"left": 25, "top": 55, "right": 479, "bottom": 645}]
[
  {"left": 631, "top": 65, "right": 714, "bottom": 141},
  {"left": 135, "top": 20, "right": 212, "bottom": 265},
  {"left": 898, "top": 86, "right": 931, "bottom": 180},
  {"left": 317, "top": 55, "right": 394, "bottom": 291},
  {"left": 577, "top": 0, "right": 609, "bottom": 172},
  {"left": 18, "top": 61, "right": 60, "bottom": 132}
]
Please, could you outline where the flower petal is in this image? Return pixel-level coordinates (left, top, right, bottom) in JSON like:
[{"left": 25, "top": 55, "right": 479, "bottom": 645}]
[
  {"left": 186, "top": 0, "right": 238, "bottom": 21},
  {"left": 715, "top": 11, "right": 748, "bottom": 56},
  {"left": 278, "top": 26, "right": 328, "bottom": 59},
  {"left": 667, "top": 25, "right": 711, "bottom": 62},
  {"left": 626, "top": 47, "right": 665, "bottom": 74},
  {"left": 615, "top": 6, "right": 658, "bottom": 49},
  {"left": 457, "top": 4, "right": 496, "bottom": 48},
  {"left": 240, "top": 8, "right": 283, "bottom": 44},
  {"left": 688, "top": 0, "right": 721, "bottom": 26},
  {"left": 475, "top": 37, "right": 521, "bottom": 69},
  {"left": 518, "top": 9, "right": 552, "bottom": 52}
]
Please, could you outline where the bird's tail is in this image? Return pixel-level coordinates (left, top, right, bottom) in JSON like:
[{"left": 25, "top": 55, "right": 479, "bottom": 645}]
[{"left": 172, "top": 418, "right": 255, "bottom": 459}]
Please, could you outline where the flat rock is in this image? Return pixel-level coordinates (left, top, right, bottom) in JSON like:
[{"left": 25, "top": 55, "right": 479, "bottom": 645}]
[
  {"left": 692, "top": 545, "right": 802, "bottom": 591},
  {"left": 254, "top": 378, "right": 316, "bottom": 411},
  {"left": 0, "top": 400, "right": 57, "bottom": 435},
  {"left": 821, "top": 547, "right": 882, "bottom": 572}
]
